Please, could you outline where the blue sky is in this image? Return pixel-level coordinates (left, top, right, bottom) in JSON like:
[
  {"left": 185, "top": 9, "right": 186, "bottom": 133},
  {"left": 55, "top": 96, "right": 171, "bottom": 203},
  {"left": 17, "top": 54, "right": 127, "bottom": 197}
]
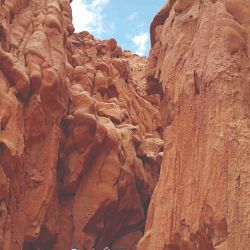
[{"left": 71, "top": 0, "right": 166, "bottom": 56}]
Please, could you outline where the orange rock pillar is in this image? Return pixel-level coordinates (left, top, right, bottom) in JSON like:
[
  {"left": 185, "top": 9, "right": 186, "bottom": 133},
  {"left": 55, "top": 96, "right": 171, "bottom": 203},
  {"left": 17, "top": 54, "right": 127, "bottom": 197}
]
[{"left": 138, "top": 0, "right": 250, "bottom": 249}]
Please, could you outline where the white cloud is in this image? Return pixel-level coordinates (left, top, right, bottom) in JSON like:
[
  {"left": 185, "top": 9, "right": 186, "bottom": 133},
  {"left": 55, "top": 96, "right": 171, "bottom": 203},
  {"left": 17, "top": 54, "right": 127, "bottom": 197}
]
[
  {"left": 131, "top": 32, "right": 149, "bottom": 56},
  {"left": 109, "top": 22, "right": 116, "bottom": 35},
  {"left": 71, "top": 0, "right": 110, "bottom": 34},
  {"left": 127, "top": 11, "right": 138, "bottom": 21}
]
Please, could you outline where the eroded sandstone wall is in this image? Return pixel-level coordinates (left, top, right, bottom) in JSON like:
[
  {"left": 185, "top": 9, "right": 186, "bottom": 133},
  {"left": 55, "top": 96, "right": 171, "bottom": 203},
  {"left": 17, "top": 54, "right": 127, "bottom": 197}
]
[
  {"left": 0, "top": 1, "right": 163, "bottom": 249},
  {"left": 138, "top": 0, "right": 250, "bottom": 249}
]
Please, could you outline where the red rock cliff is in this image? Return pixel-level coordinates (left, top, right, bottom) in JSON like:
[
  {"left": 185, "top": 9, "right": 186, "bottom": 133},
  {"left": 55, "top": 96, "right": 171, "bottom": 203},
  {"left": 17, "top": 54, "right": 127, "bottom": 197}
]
[
  {"left": 138, "top": 0, "right": 250, "bottom": 249},
  {"left": 1, "top": 0, "right": 250, "bottom": 250},
  {"left": 0, "top": 0, "right": 163, "bottom": 249}
]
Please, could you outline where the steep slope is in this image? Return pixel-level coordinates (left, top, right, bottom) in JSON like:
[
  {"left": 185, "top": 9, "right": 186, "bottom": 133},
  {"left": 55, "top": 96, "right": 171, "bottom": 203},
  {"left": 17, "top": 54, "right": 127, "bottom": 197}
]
[
  {"left": 0, "top": 1, "right": 162, "bottom": 249},
  {"left": 138, "top": 0, "right": 250, "bottom": 249}
]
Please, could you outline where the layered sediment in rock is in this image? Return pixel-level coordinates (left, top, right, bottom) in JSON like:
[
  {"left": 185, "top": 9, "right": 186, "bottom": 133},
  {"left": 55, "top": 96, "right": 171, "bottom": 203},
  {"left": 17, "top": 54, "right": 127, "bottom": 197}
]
[
  {"left": 139, "top": 0, "right": 250, "bottom": 249},
  {"left": 0, "top": 1, "right": 163, "bottom": 249}
]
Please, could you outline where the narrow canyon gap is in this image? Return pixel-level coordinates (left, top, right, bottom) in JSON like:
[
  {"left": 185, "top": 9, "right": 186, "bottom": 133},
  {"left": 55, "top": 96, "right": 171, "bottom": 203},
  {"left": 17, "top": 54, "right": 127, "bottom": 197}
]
[{"left": 0, "top": 0, "right": 249, "bottom": 250}]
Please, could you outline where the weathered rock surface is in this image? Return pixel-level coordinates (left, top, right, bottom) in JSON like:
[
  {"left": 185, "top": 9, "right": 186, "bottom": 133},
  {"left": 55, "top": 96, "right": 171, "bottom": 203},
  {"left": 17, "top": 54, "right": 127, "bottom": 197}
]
[
  {"left": 0, "top": 1, "right": 162, "bottom": 249},
  {"left": 1, "top": 0, "right": 249, "bottom": 249},
  {"left": 138, "top": 0, "right": 250, "bottom": 249}
]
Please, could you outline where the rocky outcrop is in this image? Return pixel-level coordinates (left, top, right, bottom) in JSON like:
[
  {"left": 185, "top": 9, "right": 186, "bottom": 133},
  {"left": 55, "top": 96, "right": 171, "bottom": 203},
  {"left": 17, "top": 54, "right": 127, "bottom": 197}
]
[
  {"left": 1, "top": 0, "right": 249, "bottom": 249},
  {"left": 0, "top": 1, "right": 162, "bottom": 249},
  {"left": 139, "top": 0, "right": 250, "bottom": 249}
]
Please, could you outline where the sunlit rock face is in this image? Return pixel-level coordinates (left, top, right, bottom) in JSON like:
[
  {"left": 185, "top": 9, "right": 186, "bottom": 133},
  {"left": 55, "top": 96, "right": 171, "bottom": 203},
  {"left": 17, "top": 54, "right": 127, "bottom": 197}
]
[
  {"left": 1, "top": 0, "right": 249, "bottom": 249},
  {"left": 138, "top": 0, "right": 250, "bottom": 249},
  {"left": 0, "top": 1, "right": 163, "bottom": 249}
]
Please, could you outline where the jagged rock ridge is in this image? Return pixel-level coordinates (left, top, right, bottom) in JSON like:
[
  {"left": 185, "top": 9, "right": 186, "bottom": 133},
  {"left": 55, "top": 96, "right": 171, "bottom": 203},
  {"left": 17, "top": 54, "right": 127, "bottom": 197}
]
[{"left": 0, "top": 0, "right": 163, "bottom": 249}]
